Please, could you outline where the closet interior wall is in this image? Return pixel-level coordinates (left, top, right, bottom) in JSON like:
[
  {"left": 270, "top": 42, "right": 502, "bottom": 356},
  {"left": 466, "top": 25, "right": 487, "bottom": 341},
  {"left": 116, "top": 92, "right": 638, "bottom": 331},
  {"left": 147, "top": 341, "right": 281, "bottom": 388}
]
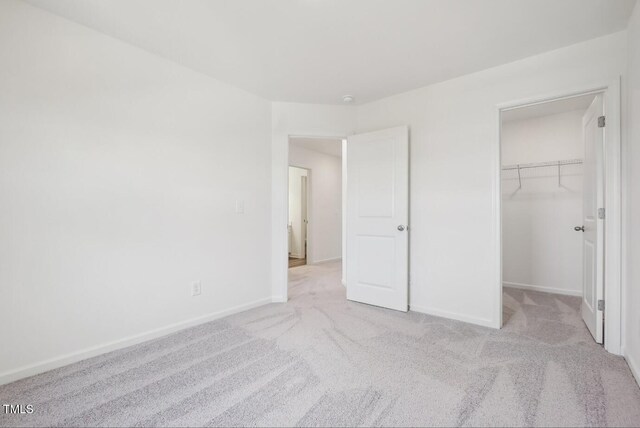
[{"left": 501, "top": 108, "right": 587, "bottom": 296}]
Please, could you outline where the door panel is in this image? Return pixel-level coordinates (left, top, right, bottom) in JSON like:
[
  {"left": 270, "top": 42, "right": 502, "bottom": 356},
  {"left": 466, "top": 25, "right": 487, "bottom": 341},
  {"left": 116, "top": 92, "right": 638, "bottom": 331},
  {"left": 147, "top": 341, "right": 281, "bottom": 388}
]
[
  {"left": 346, "top": 126, "right": 408, "bottom": 312},
  {"left": 356, "top": 236, "right": 395, "bottom": 289},
  {"left": 581, "top": 95, "right": 604, "bottom": 343},
  {"left": 356, "top": 139, "right": 395, "bottom": 217}
]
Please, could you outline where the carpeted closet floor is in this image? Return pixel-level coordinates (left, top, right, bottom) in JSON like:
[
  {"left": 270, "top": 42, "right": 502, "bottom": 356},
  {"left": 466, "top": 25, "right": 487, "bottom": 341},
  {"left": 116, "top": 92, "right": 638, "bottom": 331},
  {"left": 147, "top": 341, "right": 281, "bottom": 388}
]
[{"left": 1, "top": 260, "right": 639, "bottom": 427}]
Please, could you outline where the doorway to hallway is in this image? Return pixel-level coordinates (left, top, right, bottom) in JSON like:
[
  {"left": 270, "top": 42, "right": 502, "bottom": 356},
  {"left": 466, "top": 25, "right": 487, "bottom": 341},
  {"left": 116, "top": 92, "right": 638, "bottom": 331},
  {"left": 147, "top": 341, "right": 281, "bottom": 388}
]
[{"left": 287, "top": 137, "right": 343, "bottom": 272}]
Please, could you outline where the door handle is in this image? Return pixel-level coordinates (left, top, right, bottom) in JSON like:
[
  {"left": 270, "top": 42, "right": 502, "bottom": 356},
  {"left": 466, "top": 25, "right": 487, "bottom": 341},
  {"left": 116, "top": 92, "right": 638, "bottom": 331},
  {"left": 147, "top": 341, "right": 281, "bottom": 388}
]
[
  {"left": 574, "top": 225, "right": 585, "bottom": 232},
  {"left": 397, "top": 225, "right": 405, "bottom": 231}
]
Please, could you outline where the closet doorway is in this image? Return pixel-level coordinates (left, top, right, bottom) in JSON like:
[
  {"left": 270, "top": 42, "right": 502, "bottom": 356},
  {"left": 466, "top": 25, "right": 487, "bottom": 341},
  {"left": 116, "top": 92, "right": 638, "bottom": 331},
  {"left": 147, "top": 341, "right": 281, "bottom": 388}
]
[{"left": 498, "top": 87, "right": 621, "bottom": 350}]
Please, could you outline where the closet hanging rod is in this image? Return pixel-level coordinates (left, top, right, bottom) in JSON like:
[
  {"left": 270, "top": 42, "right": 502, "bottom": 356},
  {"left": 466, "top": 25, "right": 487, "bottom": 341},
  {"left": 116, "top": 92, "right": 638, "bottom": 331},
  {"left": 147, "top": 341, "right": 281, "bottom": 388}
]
[{"left": 501, "top": 158, "right": 583, "bottom": 171}]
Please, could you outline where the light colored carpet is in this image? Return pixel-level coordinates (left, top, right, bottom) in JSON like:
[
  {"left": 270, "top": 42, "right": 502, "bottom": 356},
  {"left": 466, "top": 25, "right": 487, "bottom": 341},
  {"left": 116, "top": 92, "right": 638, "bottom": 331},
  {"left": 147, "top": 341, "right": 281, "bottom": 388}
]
[{"left": 1, "top": 261, "right": 639, "bottom": 427}]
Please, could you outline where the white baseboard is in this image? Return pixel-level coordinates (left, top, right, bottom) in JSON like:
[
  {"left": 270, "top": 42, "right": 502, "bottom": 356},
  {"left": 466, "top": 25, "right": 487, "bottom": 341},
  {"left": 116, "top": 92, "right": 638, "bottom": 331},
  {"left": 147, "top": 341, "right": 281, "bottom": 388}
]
[
  {"left": 503, "top": 281, "right": 582, "bottom": 297},
  {"left": 271, "top": 295, "right": 287, "bottom": 303},
  {"left": 310, "top": 257, "right": 341, "bottom": 265},
  {"left": 0, "top": 297, "right": 272, "bottom": 386},
  {"left": 625, "top": 349, "right": 640, "bottom": 387},
  {"left": 410, "top": 304, "right": 497, "bottom": 329}
]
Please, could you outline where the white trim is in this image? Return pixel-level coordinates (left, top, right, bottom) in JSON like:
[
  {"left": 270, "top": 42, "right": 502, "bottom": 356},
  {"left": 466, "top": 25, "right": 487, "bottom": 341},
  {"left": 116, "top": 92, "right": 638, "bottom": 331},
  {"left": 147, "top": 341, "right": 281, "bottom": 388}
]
[
  {"left": 271, "top": 295, "right": 287, "bottom": 303},
  {"left": 288, "top": 134, "right": 347, "bottom": 140},
  {"left": 496, "top": 84, "right": 609, "bottom": 111},
  {"left": 342, "top": 138, "right": 348, "bottom": 287},
  {"left": 503, "top": 281, "right": 582, "bottom": 297},
  {"left": 602, "top": 77, "right": 622, "bottom": 355},
  {"left": 493, "top": 97, "right": 503, "bottom": 330},
  {"left": 625, "top": 350, "right": 640, "bottom": 387},
  {"left": 410, "top": 305, "right": 495, "bottom": 329},
  {"left": 0, "top": 297, "right": 272, "bottom": 386},
  {"left": 495, "top": 79, "right": 623, "bottom": 355}
]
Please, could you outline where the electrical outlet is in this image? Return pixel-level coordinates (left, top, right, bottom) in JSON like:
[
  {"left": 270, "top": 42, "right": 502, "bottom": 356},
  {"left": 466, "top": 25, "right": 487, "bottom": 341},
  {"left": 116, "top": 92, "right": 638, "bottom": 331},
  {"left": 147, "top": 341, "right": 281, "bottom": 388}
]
[
  {"left": 191, "top": 281, "right": 202, "bottom": 297},
  {"left": 235, "top": 200, "right": 244, "bottom": 214}
]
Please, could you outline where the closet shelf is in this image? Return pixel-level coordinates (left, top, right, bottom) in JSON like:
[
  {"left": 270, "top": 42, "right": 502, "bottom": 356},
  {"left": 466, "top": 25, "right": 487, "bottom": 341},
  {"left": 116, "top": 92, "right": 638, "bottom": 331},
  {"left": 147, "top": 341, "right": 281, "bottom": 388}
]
[
  {"left": 501, "top": 158, "right": 583, "bottom": 171},
  {"left": 501, "top": 158, "right": 583, "bottom": 189}
]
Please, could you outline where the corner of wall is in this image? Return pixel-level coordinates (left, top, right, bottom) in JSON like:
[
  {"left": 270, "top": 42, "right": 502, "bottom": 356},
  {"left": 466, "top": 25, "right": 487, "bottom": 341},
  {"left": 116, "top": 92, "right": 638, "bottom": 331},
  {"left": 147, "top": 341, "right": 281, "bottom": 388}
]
[{"left": 625, "top": 348, "right": 640, "bottom": 387}]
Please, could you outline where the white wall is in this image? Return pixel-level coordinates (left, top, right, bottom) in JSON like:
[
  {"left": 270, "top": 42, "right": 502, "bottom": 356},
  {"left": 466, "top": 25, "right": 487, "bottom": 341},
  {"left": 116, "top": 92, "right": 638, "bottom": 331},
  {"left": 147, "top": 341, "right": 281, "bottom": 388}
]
[
  {"left": 289, "top": 145, "right": 342, "bottom": 264},
  {"left": 271, "top": 103, "right": 356, "bottom": 300},
  {"left": 288, "top": 166, "right": 308, "bottom": 258},
  {"left": 501, "top": 110, "right": 585, "bottom": 296},
  {"left": 502, "top": 110, "right": 587, "bottom": 164},
  {"left": 0, "top": 0, "right": 272, "bottom": 383},
  {"left": 356, "top": 32, "right": 627, "bottom": 328},
  {"left": 624, "top": 2, "right": 640, "bottom": 384}
]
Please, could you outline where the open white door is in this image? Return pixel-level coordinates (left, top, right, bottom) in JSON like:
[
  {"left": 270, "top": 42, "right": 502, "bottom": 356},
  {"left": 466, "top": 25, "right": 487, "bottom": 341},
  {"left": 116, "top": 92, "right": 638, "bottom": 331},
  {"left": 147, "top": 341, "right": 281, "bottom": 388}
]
[
  {"left": 346, "top": 126, "right": 408, "bottom": 312},
  {"left": 580, "top": 95, "right": 605, "bottom": 343}
]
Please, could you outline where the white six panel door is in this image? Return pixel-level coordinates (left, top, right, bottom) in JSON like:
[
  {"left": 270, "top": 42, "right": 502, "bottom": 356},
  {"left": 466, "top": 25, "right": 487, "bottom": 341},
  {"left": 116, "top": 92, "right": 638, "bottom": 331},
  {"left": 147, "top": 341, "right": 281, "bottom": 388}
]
[
  {"left": 581, "top": 95, "right": 605, "bottom": 343},
  {"left": 346, "top": 126, "right": 408, "bottom": 312}
]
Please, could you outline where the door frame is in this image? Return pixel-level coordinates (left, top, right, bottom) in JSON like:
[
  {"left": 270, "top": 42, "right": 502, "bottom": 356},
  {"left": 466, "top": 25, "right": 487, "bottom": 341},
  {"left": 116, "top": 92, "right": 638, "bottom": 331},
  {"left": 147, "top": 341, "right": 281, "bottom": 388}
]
[
  {"left": 288, "top": 165, "right": 310, "bottom": 261},
  {"left": 283, "top": 134, "right": 346, "bottom": 299},
  {"left": 494, "top": 78, "right": 622, "bottom": 355}
]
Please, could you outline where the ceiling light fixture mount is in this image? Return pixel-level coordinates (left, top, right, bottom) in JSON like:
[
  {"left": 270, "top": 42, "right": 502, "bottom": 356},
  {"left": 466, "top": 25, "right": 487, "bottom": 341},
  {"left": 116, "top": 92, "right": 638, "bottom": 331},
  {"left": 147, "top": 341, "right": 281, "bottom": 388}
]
[{"left": 342, "top": 95, "right": 355, "bottom": 104}]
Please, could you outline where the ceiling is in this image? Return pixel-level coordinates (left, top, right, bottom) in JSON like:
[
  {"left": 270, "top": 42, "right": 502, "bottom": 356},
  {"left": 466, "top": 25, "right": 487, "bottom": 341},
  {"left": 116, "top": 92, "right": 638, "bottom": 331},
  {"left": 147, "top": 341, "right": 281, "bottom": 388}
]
[
  {"left": 502, "top": 93, "right": 596, "bottom": 122},
  {"left": 290, "top": 137, "right": 342, "bottom": 157},
  {"left": 26, "top": 0, "right": 636, "bottom": 104}
]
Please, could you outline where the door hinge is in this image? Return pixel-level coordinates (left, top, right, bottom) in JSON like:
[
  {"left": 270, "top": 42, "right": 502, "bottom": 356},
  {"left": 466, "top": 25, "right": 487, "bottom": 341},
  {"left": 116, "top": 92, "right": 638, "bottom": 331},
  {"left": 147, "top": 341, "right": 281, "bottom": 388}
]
[
  {"left": 598, "top": 116, "right": 606, "bottom": 128},
  {"left": 598, "top": 300, "right": 605, "bottom": 311},
  {"left": 598, "top": 207, "right": 605, "bottom": 219}
]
